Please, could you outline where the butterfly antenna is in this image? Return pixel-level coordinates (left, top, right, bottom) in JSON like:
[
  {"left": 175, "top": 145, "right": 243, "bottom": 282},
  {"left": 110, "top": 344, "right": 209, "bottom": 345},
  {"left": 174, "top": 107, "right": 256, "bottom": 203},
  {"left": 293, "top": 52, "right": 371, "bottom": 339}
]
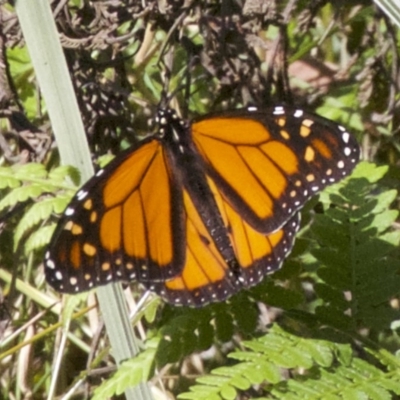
[{"left": 276, "top": 23, "right": 292, "bottom": 105}]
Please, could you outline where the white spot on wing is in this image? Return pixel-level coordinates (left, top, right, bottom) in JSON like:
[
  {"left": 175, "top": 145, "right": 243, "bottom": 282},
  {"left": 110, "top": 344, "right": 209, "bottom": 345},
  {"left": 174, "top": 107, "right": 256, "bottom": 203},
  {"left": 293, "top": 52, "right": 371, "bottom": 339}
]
[
  {"left": 77, "top": 190, "right": 88, "bottom": 200},
  {"left": 273, "top": 106, "right": 285, "bottom": 115},
  {"left": 65, "top": 207, "right": 75, "bottom": 216}
]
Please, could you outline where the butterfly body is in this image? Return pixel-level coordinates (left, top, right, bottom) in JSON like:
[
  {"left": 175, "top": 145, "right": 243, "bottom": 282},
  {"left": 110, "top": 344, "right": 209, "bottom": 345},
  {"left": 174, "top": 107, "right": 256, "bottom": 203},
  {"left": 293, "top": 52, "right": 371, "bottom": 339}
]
[
  {"left": 158, "top": 110, "right": 238, "bottom": 268},
  {"left": 45, "top": 106, "right": 359, "bottom": 306}
]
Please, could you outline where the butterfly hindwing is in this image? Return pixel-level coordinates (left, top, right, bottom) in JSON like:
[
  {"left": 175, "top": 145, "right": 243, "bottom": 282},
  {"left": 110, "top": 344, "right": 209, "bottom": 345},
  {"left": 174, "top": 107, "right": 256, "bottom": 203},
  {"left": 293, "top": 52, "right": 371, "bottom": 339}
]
[
  {"left": 45, "top": 138, "right": 185, "bottom": 293},
  {"left": 145, "top": 177, "right": 300, "bottom": 306}
]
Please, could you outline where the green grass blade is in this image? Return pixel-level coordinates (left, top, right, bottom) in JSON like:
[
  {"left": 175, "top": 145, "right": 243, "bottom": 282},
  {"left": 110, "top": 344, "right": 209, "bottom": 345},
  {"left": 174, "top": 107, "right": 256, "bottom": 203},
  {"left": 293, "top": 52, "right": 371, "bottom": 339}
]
[{"left": 374, "top": 0, "right": 400, "bottom": 28}]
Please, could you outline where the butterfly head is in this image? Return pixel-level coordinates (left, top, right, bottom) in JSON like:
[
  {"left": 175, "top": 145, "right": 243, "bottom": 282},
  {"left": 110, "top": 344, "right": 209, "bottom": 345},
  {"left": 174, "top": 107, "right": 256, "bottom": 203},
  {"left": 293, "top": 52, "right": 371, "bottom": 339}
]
[{"left": 154, "top": 109, "right": 193, "bottom": 152}]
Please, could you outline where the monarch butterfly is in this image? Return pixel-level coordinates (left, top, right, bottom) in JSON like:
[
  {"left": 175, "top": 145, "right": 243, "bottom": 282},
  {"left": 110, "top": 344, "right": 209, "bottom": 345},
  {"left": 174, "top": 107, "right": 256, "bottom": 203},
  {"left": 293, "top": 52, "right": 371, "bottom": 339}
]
[{"left": 44, "top": 106, "right": 359, "bottom": 306}]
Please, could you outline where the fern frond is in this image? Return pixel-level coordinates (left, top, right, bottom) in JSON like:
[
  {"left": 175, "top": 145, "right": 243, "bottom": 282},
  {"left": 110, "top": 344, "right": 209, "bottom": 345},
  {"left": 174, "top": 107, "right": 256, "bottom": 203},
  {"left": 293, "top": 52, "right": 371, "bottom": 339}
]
[
  {"left": 156, "top": 295, "right": 261, "bottom": 367},
  {"left": 177, "top": 324, "right": 341, "bottom": 399},
  {"left": 14, "top": 198, "right": 57, "bottom": 245},
  {"left": 0, "top": 163, "right": 76, "bottom": 213},
  {"left": 0, "top": 166, "right": 21, "bottom": 189},
  {"left": 12, "top": 163, "right": 48, "bottom": 179},
  {"left": 271, "top": 357, "right": 400, "bottom": 399},
  {"left": 311, "top": 162, "right": 400, "bottom": 330},
  {"left": 0, "top": 163, "right": 78, "bottom": 253},
  {"left": 48, "top": 164, "right": 80, "bottom": 186},
  {"left": 179, "top": 324, "right": 400, "bottom": 400},
  {"left": 179, "top": 364, "right": 254, "bottom": 400},
  {"left": 250, "top": 278, "right": 305, "bottom": 311},
  {"left": 14, "top": 194, "right": 72, "bottom": 249},
  {"left": 238, "top": 325, "right": 348, "bottom": 370},
  {"left": 92, "top": 344, "right": 157, "bottom": 400},
  {"left": 0, "top": 185, "right": 46, "bottom": 212},
  {"left": 24, "top": 224, "right": 56, "bottom": 253}
]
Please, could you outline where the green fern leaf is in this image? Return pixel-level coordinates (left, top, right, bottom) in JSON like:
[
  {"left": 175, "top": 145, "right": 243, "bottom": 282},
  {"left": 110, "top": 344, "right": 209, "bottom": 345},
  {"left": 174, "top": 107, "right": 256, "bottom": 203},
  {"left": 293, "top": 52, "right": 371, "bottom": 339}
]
[
  {"left": 179, "top": 391, "right": 220, "bottom": 400},
  {"left": 178, "top": 320, "right": 400, "bottom": 400},
  {"left": 361, "top": 383, "right": 391, "bottom": 400},
  {"left": 157, "top": 309, "right": 214, "bottom": 366},
  {"left": 228, "top": 294, "right": 259, "bottom": 333},
  {"left": 24, "top": 224, "right": 55, "bottom": 253},
  {"left": 299, "top": 340, "right": 334, "bottom": 367},
  {"left": 220, "top": 384, "right": 237, "bottom": 400},
  {"left": 0, "top": 166, "right": 21, "bottom": 189},
  {"left": 311, "top": 162, "right": 400, "bottom": 330},
  {"left": 0, "top": 185, "right": 46, "bottom": 212},
  {"left": 314, "top": 283, "right": 348, "bottom": 308},
  {"left": 338, "top": 388, "right": 368, "bottom": 399},
  {"left": 251, "top": 279, "right": 304, "bottom": 309},
  {"left": 369, "top": 348, "right": 400, "bottom": 371},
  {"left": 251, "top": 360, "right": 281, "bottom": 384},
  {"left": 214, "top": 308, "right": 234, "bottom": 342},
  {"left": 92, "top": 346, "right": 156, "bottom": 400},
  {"left": 229, "top": 354, "right": 281, "bottom": 383},
  {"left": 371, "top": 189, "right": 398, "bottom": 214},
  {"left": 48, "top": 164, "right": 80, "bottom": 186},
  {"left": 50, "top": 193, "right": 74, "bottom": 213},
  {"left": 378, "top": 379, "right": 400, "bottom": 395},
  {"left": 371, "top": 209, "right": 399, "bottom": 233},
  {"left": 350, "top": 162, "right": 388, "bottom": 182},
  {"left": 14, "top": 198, "right": 57, "bottom": 246},
  {"left": 156, "top": 299, "right": 260, "bottom": 367},
  {"left": 180, "top": 364, "right": 252, "bottom": 400},
  {"left": 13, "top": 163, "right": 47, "bottom": 179},
  {"left": 270, "top": 356, "right": 396, "bottom": 399}
]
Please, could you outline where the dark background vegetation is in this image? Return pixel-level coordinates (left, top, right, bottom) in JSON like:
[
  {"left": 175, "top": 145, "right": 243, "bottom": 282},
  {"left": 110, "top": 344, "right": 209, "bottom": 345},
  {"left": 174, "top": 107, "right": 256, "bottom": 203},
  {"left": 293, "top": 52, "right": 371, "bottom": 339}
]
[{"left": 1, "top": 0, "right": 400, "bottom": 399}]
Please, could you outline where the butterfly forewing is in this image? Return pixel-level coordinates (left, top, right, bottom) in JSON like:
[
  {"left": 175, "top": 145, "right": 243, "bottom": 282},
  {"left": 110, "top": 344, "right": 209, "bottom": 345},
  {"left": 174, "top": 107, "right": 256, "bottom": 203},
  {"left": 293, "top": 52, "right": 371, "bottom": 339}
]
[
  {"left": 192, "top": 106, "right": 359, "bottom": 233},
  {"left": 45, "top": 138, "right": 185, "bottom": 293}
]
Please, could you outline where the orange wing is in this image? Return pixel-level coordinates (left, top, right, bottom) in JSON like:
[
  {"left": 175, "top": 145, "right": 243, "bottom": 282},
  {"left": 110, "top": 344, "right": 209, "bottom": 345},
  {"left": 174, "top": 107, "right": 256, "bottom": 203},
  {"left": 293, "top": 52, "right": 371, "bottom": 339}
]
[
  {"left": 45, "top": 138, "right": 185, "bottom": 293},
  {"left": 192, "top": 107, "right": 359, "bottom": 233},
  {"left": 145, "top": 176, "right": 300, "bottom": 306}
]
